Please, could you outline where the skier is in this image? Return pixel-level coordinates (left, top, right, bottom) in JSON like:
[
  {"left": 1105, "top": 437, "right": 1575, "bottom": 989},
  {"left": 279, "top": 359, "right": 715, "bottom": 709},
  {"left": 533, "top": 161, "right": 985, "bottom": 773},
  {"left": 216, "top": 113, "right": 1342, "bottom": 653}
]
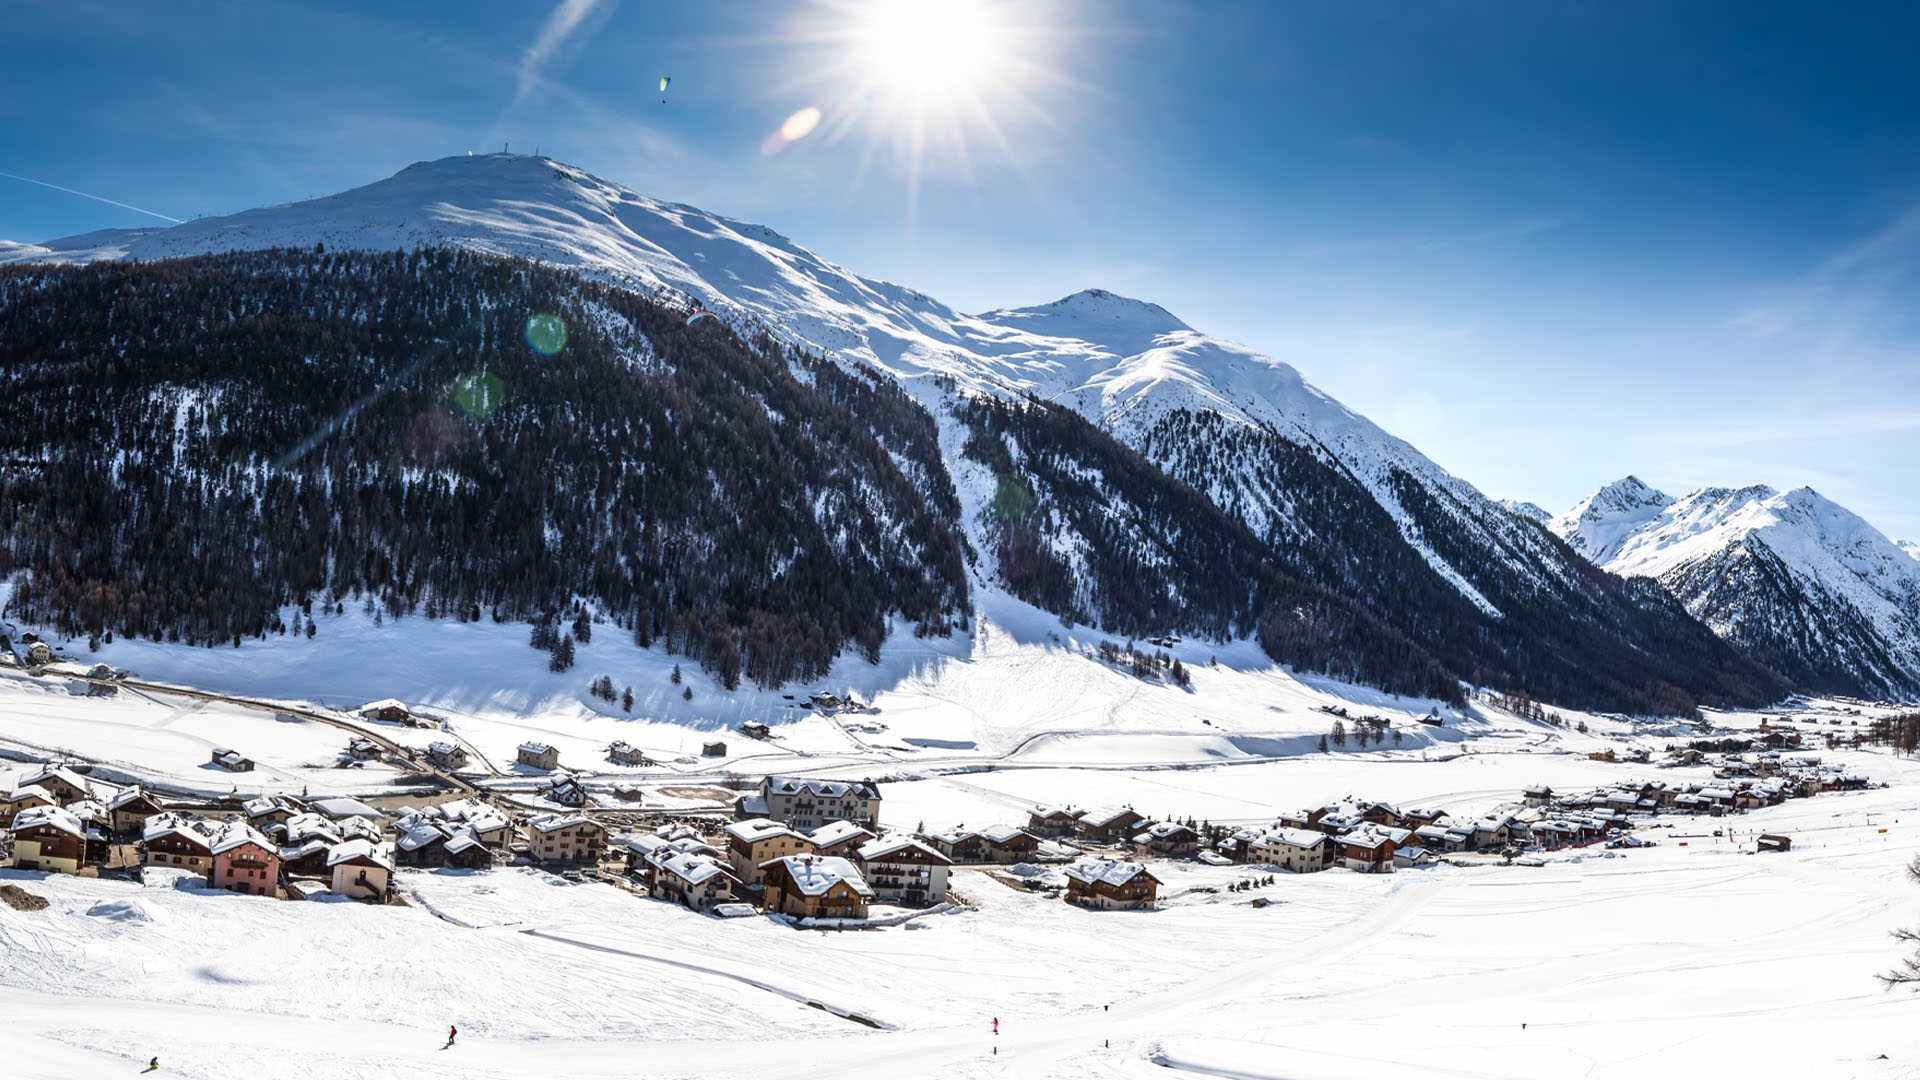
[
  {"left": 992, "top": 1017, "right": 999, "bottom": 1035},
  {"left": 141, "top": 1058, "right": 159, "bottom": 1073}
]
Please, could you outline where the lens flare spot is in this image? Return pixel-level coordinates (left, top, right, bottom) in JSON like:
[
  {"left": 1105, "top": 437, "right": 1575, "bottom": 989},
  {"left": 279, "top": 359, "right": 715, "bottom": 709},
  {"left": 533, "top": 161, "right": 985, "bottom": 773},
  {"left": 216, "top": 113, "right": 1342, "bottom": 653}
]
[
  {"left": 453, "top": 370, "right": 505, "bottom": 418},
  {"left": 524, "top": 313, "right": 568, "bottom": 356},
  {"left": 763, "top": 106, "right": 824, "bottom": 155}
]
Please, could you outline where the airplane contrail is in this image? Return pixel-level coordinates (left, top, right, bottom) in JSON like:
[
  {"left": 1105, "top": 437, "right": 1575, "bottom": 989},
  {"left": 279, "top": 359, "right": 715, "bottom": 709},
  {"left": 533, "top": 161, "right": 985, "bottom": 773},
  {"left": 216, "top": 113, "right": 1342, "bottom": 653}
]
[{"left": 0, "top": 170, "right": 183, "bottom": 224}]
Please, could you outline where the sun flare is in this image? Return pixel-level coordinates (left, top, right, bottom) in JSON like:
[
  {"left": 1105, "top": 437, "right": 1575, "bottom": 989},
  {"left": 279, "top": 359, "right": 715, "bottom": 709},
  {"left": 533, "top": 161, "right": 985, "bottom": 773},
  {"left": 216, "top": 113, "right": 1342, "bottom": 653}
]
[{"left": 858, "top": 0, "right": 1004, "bottom": 103}]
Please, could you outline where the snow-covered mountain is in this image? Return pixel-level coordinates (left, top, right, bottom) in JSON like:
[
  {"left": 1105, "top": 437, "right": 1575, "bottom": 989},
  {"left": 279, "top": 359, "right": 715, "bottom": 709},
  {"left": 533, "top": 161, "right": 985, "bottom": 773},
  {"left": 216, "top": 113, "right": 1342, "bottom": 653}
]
[
  {"left": 1499, "top": 499, "right": 1552, "bottom": 524},
  {"left": 0, "top": 153, "right": 1790, "bottom": 714},
  {"left": 1552, "top": 480, "right": 1920, "bottom": 699}
]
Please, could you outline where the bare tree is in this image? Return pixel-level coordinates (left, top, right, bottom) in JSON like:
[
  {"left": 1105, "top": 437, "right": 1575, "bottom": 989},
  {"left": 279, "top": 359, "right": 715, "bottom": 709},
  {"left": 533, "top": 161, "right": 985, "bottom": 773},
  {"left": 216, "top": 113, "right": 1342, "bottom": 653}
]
[{"left": 1882, "top": 854, "right": 1920, "bottom": 989}]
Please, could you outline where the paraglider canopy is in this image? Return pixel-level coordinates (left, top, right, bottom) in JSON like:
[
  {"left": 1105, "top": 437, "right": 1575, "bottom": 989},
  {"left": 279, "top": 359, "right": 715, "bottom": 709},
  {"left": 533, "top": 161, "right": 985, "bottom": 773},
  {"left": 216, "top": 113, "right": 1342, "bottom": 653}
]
[
  {"left": 685, "top": 310, "right": 717, "bottom": 326},
  {"left": 659, "top": 75, "right": 671, "bottom": 93}
]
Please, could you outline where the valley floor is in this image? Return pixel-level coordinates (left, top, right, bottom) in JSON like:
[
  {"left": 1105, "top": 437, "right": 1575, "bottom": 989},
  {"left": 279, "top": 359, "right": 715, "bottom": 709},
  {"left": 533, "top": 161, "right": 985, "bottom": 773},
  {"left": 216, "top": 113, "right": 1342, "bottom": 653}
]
[{"left": 5, "top": 748, "right": 1920, "bottom": 1080}]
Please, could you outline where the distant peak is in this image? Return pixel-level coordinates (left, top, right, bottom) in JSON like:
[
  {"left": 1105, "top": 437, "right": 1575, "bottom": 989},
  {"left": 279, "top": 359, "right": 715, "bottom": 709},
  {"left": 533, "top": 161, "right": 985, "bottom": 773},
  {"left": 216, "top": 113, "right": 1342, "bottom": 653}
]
[
  {"left": 974, "top": 288, "right": 1191, "bottom": 346},
  {"left": 1579, "top": 475, "right": 1674, "bottom": 514}
]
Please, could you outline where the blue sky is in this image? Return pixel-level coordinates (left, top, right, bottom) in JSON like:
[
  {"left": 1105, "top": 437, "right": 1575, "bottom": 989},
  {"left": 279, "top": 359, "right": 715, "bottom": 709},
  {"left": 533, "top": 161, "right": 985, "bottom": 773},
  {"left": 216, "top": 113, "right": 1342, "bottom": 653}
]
[{"left": 4, "top": 1, "right": 1919, "bottom": 538}]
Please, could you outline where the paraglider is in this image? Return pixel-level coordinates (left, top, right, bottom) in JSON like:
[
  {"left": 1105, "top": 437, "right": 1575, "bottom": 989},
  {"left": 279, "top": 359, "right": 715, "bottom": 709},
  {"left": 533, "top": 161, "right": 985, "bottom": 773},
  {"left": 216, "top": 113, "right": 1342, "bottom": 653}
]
[
  {"left": 660, "top": 75, "right": 670, "bottom": 104},
  {"left": 685, "top": 310, "right": 718, "bottom": 326}
]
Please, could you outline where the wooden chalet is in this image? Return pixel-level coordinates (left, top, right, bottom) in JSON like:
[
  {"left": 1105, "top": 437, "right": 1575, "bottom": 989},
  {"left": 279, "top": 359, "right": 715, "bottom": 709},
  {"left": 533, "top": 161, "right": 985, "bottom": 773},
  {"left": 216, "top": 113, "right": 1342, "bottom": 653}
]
[
  {"left": 759, "top": 854, "right": 873, "bottom": 920},
  {"left": 1062, "top": 859, "right": 1160, "bottom": 911}
]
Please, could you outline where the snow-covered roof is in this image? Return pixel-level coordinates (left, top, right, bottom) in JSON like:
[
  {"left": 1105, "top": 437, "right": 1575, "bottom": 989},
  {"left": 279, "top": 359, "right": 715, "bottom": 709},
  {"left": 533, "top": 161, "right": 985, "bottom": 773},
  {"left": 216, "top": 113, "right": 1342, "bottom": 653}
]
[
  {"left": 361, "top": 698, "right": 407, "bottom": 713},
  {"left": 528, "top": 812, "right": 596, "bottom": 833},
  {"left": 107, "top": 785, "right": 157, "bottom": 810},
  {"left": 397, "top": 823, "right": 449, "bottom": 852},
  {"left": 11, "top": 804, "right": 84, "bottom": 838},
  {"left": 518, "top": 741, "right": 553, "bottom": 754},
  {"left": 143, "top": 812, "right": 214, "bottom": 847},
  {"left": 1031, "top": 804, "right": 1082, "bottom": 819},
  {"left": 1142, "top": 821, "right": 1196, "bottom": 840},
  {"left": 327, "top": 838, "right": 394, "bottom": 870},
  {"left": 3, "top": 784, "right": 57, "bottom": 807},
  {"left": 809, "top": 820, "right": 876, "bottom": 848},
  {"left": 763, "top": 854, "right": 872, "bottom": 898},
  {"left": 763, "top": 775, "right": 880, "bottom": 800},
  {"left": 657, "top": 852, "right": 735, "bottom": 886},
  {"left": 210, "top": 820, "right": 276, "bottom": 856},
  {"left": 1063, "top": 859, "right": 1158, "bottom": 889},
  {"left": 979, "top": 824, "right": 1035, "bottom": 845},
  {"left": 444, "top": 832, "right": 486, "bottom": 855},
  {"left": 726, "top": 818, "right": 808, "bottom": 844},
  {"left": 856, "top": 836, "right": 951, "bottom": 865},
  {"left": 1078, "top": 805, "right": 1140, "bottom": 829},
  {"left": 309, "top": 796, "right": 381, "bottom": 821},
  {"left": 1253, "top": 827, "right": 1326, "bottom": 850},
  {"left": 428, "top": 741, "right": 462, "bottom": 756}
]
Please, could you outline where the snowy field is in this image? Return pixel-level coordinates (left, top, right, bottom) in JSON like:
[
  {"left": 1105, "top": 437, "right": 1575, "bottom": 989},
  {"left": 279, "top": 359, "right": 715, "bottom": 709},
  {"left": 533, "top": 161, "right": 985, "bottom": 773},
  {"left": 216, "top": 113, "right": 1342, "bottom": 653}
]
[
  {"left": 6, "top": 760, "right": 1920, "bottom": 1079},
  {"left": 6, "top": 589, "right": 1920, "bottom": 1076}
]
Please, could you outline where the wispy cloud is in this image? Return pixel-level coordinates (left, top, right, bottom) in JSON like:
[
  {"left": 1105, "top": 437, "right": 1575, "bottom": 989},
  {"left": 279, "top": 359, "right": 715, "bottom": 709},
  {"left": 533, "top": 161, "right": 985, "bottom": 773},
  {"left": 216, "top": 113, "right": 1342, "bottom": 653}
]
[
  {"left": 1729, "top": 201, "right": 1920, "bottom": 359},
  {"left": 512, "top": 0, "right": 613, "bottom": 110},
  {"left": 0, "top": 170, "right": 181, "bottom": 223}
]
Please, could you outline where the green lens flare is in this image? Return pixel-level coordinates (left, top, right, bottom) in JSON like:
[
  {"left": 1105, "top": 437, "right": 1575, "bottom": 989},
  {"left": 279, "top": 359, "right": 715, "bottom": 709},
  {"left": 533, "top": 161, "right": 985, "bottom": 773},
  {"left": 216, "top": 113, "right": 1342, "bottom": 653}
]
[
  {"left": 524, "top": 313, "right": 567, "bottom": 356},
  {"left": 453, "top": 370, "right": 505, "bottom": 417}
]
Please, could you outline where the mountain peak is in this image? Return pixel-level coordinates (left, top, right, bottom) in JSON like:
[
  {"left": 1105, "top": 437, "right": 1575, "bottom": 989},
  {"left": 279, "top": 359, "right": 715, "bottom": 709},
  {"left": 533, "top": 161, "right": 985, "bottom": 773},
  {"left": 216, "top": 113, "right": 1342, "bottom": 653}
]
[
  {"left": 1549, "top": 476, "right": 1676, "bottom": 564},
  {"left": 975, "top": 289, "right": 1190, "bottom": 352}
]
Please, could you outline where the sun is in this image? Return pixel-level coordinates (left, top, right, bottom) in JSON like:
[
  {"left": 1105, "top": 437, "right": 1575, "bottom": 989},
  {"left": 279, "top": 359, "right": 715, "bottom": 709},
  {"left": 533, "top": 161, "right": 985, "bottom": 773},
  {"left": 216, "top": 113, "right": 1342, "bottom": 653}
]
[
  {"left": 770, "top": 0, "right": 1074, "bottom": 199},
  {"left": 858, "top": 0, "right": 1005, "bottom": 103}
]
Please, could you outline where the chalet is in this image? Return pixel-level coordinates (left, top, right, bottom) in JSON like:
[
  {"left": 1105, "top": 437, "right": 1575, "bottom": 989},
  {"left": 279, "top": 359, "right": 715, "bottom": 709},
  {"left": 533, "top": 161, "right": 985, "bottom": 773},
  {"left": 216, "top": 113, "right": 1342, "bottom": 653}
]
[
  {"left": 516, "top": 741, "right": 560, "bottom": 770},
  {"left": 1, "top": 785, "right": 59, "bottom": 828},
  {"left": 1075, "top": 805, "right": 1144, "bottom": 843},
  {"left": 1338, "top": 824, "right": 1411, "bottom": 873},
  {"left": 359, "top": 699, "right": 412, "bottom": 724},
  {"left": 527, "top": 814, "right": 607, "bottom": 863},
  {"left": 426, "top": 742, "right": 470, "bottom": 771},
  {"left": 758, "top": 776, "right": 881, "bottom": 831},
  {"left": 725, "top": 819, "right": 817, "bottom": 885},
  {"left": 808, "top": 820, "right": 877, "bottom": 860},
  {"left": 1132, "top": 821, "right": 1201, "bottom": 859},
  {"left": 345, "top": 737, "right": 381, "bottom": 761},
  {"left": 702, "top": 741, "right": 727, "bottom": 757},
  {"left": 923, "top": 828, "right": 990, "bottom": 864},
  {"left": 7, "top": 805, "right": 87, "bottom": 873},
  {"left": 1469, "top": 811, "right": 1519, "bottom": 851},
  {"left": 759, "top": 854, "right": 873, "bottom": 921},
  {"left": 1027, "top": 805, "right": 1085, "bottom": 838},
  {"left": 394, "top": 824, "right": 492, "bottom": 870},
  {"left": 243, "top": 795, "right": 303, "bottom": 830},
  {"left": 1215, "top": 828, "right": 1257, "bottom": 864},
  {"left": 1521, "top": 785, "right": 1555, "bottom": 807},
  {"left": 546, "top": 773, "right": 589, "bottom": 808},
  {"left": 1400, "top": 806, "right": 1449, "bottom": 830},
  {"left": 979, "top": 824, "right": 1042, "bottom": 864},
  {"left": 855, "top": 836, "right": 952, "bottom": 906},
  {"left": 16, "top": 765, "right": 101, "bottom": 807},
  {"left": 1416, "top": 821, "right": 1472, "bottom": 853},
  {"left": 607, "top": 741, "right": 651, "bottom": 766},
  {"left": 142, "top": 814, "right": 216, "bottom": 874},
  {"left": 1062, "top": 859, "right": 1161, "bottom": 910},
  {"left": 327, "top": 839, "right": 394, "bottom": 900},
  {"left": 741, "top": 721, "right": 771, "bottom": 740},
  {"left": 410, "top": 798, "right": 514, "bottom": 848},
  {"left": 209, "top": 748, "right": 254, "bottom": 772},
  {"left": 651, "top": 852, "right": 740, "bottom": 911},
  {"left": 1757, "top": 833, "right": 1792, "bottom": 853},
  {"left": 1248, "top": 827, "right": 1332, "bottom": 873},
  {"left": 26, "top": 641, "right": 53, "bottom": 665},
  {"left": 1359, "top": 801, "right": 1402, "bottom": 827},
  {"left": 209, "top": 822, "right": 282, "bottom": 897},
  {"left": 279, "top": 838, "right": 335, "bottom": 878}
]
